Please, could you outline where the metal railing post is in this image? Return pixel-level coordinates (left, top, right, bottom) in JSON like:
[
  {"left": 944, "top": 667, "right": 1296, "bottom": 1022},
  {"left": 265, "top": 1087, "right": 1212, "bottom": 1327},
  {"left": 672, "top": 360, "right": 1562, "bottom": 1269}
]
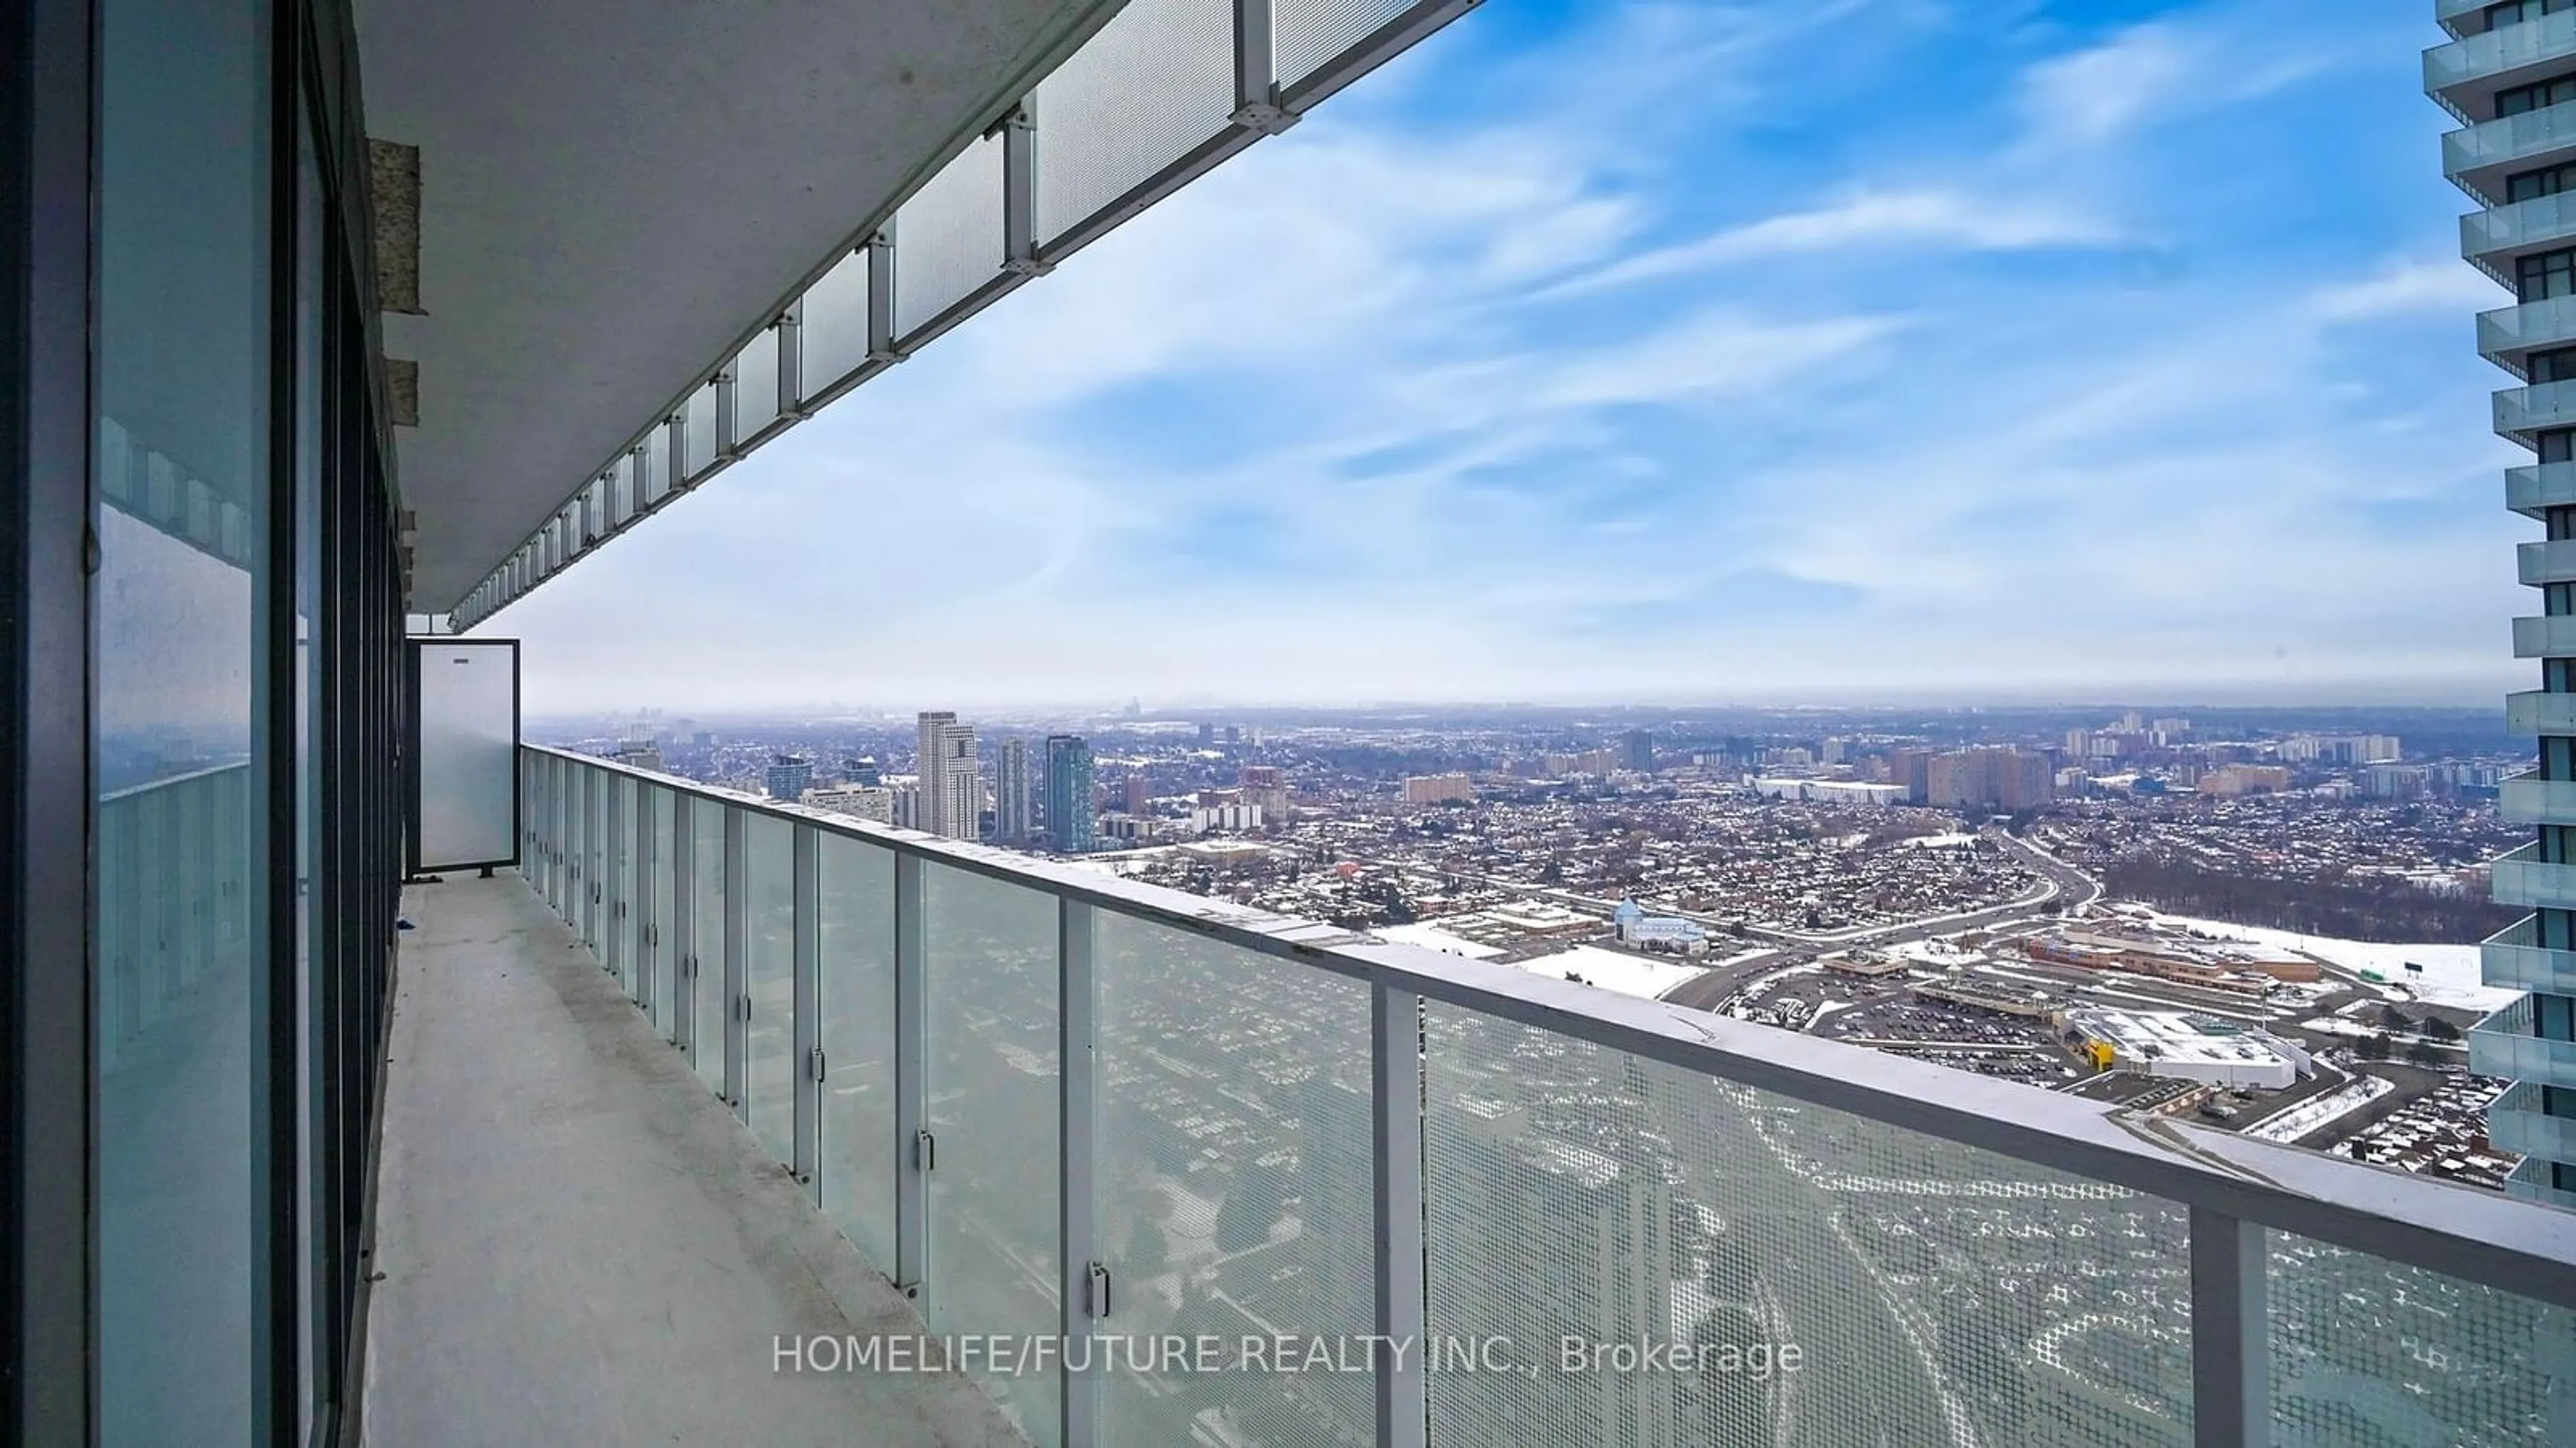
[
  {"left": 1059, "top": 898, "right": 1098, "bottom": 1448},
  {"left": 893, "top": 850, "right": 928, "bottom": 1294},
  {"left": 1375, "top": 983, "right": 1428, "bottom": 1448},
  {"left": 793, "top": 823, "right": 821, "bottom": 1198},
  {"left": 777, "top": 300, "right": 805, "bottom": 419},
  {"left": 2190, "top": 1207, "right": 2269, "bottom": 1448},
  {"left": 722, "top": 805, "right": 748, "bottom": 1116},
  {"left": 867, "top": 227, "right": 900, "bottom": 362}
]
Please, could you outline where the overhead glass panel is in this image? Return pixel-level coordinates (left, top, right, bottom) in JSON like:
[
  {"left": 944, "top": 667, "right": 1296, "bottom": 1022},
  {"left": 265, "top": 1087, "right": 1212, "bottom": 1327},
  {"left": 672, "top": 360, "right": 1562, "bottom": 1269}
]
[
  {"left": 682, "top": 382, "right": 718, "bottom": 480},
  {"left": 1279, "top": 0, "right": 1412, "bottom": 91},
  {"left": 818, "top": 832, "right": 900, "bottom": 1270},
  {"left": 1093, "top": 914, "right": 1377, "bottom": 1446},
  {"left": 638, "top": 421, "right": 671, "bottom": 509},
  {"left": 796, "top": 246, "right": 872, "bottom": 403},
  {"left": 894, "top": 134, "right": 1005, "bottom": 340},
  {"left": 1420, "top": 1003, "right": 2194, "bottom": 1448},
  {"left": 922, "top": 861, "right": 1062, "bottom": 1446},
  {"left": 1033, "top": 0, "right": 1234, "bottom": 246},
  {"left": 744, "top": 814, "right": 796, "bottom": 1166},
  {"left": 2267, "top": 1229, "right": 2571, "bottom": 1444},
  {"left": 735, "top": 325, "right": 782, "bottom": 442}
]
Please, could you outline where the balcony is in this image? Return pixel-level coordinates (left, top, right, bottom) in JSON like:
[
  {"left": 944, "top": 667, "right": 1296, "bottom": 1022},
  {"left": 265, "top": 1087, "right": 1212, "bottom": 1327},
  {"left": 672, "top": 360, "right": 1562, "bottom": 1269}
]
[
  {"left": 2463, "top": 193, "right": 2576, "bottom": 285},
  {"left": 409, "top": 743, "right": 2576, "bottom": 1448},
  {"left": 2492, "top": 376, "right": 2576, "bottom": 439},
  {"left": 2491, "top": 1082, "right": 2576, "bottom": 1160},
  {"left": 2428, "top": 7, "right": 2576, "bottom": 124},
  {"left": 2446, "top": 99, "right": 2576, "bottom": 206},
  {"left": 2520, "top": 537, "right": 2576, "bottom": 584},
  {"left": 2509, "top": 614, "right": 2576, "bottom": 658},
  {"left": 2471, "top": 996, "right": 2576, "bottom": 1088},
  {"left": 2491, "top": 841, "right": 2576, "bottom": 908},
  {"left": 2507, "top": 458, "right": 2576, "bottom": 515},
  {"left": 2506, "top": 688, "right": 2576, "bottom": 733},
  {"left": 2507, "top": 1153, "right": 2576, "bottom": 1211},
  {"left": 2484, "top": 915, "right": 2576, "bottom": 993},
  {"left": 2481, "top": 294, "right": 2576, "bottom": 377}
]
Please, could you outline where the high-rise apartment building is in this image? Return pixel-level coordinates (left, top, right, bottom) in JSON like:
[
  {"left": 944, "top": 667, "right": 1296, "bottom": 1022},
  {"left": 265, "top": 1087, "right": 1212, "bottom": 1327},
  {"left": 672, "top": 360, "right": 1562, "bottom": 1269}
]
[
  {"left": 992, "top": 737, "right": 1032, "bottom": 842},
  {"left": 1621, "top": 727, "right": 1655, "bottom": 772},
  {"left": 764, "top": 753, "right": 812, "bottom": 803},
  {"left": 2433, "top": 4, "right": 2576, "bottom": 1208},
  {"left": 1923, "top": 747, "right": 2055, "bottom": 811},
  {"left": 915, "top": 711, "right": 978, "bottom": 840},
  {"left": 1045, "top": 735, "right": 1096, "bottom": 854},
  {"left": 1123, "top": 771, "right": 1150, "bottom": 816}
]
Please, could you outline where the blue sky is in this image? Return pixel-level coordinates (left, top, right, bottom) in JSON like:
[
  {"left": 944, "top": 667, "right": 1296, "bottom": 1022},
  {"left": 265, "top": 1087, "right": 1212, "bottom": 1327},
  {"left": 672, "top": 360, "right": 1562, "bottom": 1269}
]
[{"left": 502, "top": 0, "right": 2522, "bottom": 715}]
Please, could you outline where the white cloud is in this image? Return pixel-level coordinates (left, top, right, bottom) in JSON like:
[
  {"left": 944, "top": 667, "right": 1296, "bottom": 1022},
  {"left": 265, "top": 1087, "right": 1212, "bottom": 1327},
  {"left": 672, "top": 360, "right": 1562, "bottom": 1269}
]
[
  {"left": 2020, "top": 23, "right": 2197, "bottom": 146},
  {"left": 2308, "top": 260, "right": 2502, "bottom": 323},
  {"left": 1546, "top": 190, "right": 2119, "bottom": 298}
]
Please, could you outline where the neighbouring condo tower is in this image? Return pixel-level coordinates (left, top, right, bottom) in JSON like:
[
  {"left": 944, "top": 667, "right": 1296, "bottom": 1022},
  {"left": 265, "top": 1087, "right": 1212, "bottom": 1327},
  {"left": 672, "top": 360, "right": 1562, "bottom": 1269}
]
[{"left": 2432, "top": 0, "right": 2576, "bottom": 1208}]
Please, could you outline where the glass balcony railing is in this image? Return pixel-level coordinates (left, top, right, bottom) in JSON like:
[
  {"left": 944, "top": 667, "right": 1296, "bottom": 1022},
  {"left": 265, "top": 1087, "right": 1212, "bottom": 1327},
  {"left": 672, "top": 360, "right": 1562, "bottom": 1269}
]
[
  {"left": 2447, "top": 101, "right": 2576, "bottom": 205},
  {"left": 2482, "top": 295, "right": 2576, "bottom": 372},
  {"left": 2506, "top": 688, "right": 2576, "bottom": 733},
  {"left": 2522, "top": 537, "right": 2576, "bottom": 584},
  {"left": 2463, "top": 193, "right": 2576, "bottom": 280},
  {"left": 2489, "top": 841, "right": 2576, "bottom": 907},
  {"left": 2510, "top": 614, "right": 2576, "bottom": 658},
  {"left": 2493, "top": 376, "right": 2576, "bottom": 435},
  {"left": 2491, "top": 1082, "right": 2576, "bottom": 1160},
  {"left": 2500, "top": 768, "right": 2576, "bottom": 819},
  {"left": 2506, "top": 1153, "right": 2576, "bottom": 1211},
  {"left": 2508, "top": 459, "right": 2576, "bottom": 515},
  {"left": 2483, "top": 915, "right": 2576, "bottom": 993},
  {"left": 2426, "top": 6, "right": 2576, "bottom": 100},
  {"left": 2471, "top": 996, "right": 2576, "bottom": 1088},
  {"left": 519, "top": 743, "right": 2576, "bottom": 1448}
]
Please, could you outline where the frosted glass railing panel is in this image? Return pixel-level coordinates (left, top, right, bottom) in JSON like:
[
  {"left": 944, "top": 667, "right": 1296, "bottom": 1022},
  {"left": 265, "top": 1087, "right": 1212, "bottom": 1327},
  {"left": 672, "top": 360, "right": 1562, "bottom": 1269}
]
[
  {"left": 818, "top": 833, "right": 899, "bottom": 1270},
  {"left": 1279, "top": 0, "right": 1411, "bottom": 89},
  {"left": 797, "top": 247, "right": 871, "bottom": 401},
  {"left": 1420, "top": 1002, "right": 2194, "bottom": 1448},
  {"left": 638, "top": 421, "right": 672, "bottom": 508},
  {"left": 584, "top": 767, "right": 606, "bottom": 950},
  {"left": 894, "top": 135, "right": 1004, "bottom": 339},
  {"left": 1091, "top": 913, "right": 1377, "bottom": 1446},
  {"left": 606, "top": 774, "right": 634, "bottom": 990},
  {"left": 2266, "top": 1229, "right": 2573, "bottom": 1443},
  {"left": 743, "top": 813, "right": 796, "bottom": 1166},
  {"left": 735, "top": 327, "right": 782, "bottom": 441},
  {"left": 648, "top": 785, "right": 678, "bottom": 1039},
  {"left": 1032, "top": 0, "right": 1234, "bottom": 246},
  {"left": 690, "top": 803, "right": 727, "bottom": 1092},
  {"left": 922, "top": 860, "right": 1062, "bottom": 1447},
  {"left": 682, "top": 382, "right": 718, "bottom": 480}
]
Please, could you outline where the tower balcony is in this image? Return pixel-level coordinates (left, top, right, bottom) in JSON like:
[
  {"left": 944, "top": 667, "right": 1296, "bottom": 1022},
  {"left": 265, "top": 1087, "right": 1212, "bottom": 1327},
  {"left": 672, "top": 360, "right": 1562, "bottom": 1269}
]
[
  {"left": 2489, "top": 841, "right": 2576, "bottom": 908},
  {"left": 2480, "top": 295, "right": 2576, "bottom": 378},
  {"left": 2470, "top": 995, "right": 2576, "bottom": 1089},
  {"left": 2508, "top": 615, "right": 2576, "bottom": 658},
  {"left": 2446, "top": 98, "right": 2576, "bottom": 206},
  {"left": 2426, "top": 6, "right": 2576, "bottom": 125},
  {"left": 2493, "top": 376, "right": 2576, "bottom": 439},
  {"left": 2484, "top": 915, "right": 2576, "bottom": 994}
]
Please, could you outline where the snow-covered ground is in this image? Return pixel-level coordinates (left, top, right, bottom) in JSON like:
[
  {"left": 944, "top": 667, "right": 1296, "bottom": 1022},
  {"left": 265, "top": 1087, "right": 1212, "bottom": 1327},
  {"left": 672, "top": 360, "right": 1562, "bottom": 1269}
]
[
  {"left": 2125, "top": 909, "right": 2514, "bottom": 1013},
  {"left": 1534, "top": 943, "right": 1706, "bottom": 1000},
  {"left": 1903, "top": 832, "right": 1979, "bottom": 849},
  {"left": 2242, "top": 1074, "right": 2395, "bottom": 1143},
  {"left": 1371, "top": 921, "right": 1504, "bottom": 960}
]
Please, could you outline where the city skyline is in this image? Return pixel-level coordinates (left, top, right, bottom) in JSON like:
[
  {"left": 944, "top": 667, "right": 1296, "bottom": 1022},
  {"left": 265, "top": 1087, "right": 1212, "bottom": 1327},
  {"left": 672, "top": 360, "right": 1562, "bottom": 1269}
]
[{"left": 482, "top": 0, "right": 2524, "bottom": 715}]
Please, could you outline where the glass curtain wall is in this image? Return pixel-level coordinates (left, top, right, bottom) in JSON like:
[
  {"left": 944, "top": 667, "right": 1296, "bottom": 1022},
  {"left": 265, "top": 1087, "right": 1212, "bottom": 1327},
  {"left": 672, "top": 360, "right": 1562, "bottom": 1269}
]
[{"left": 56, "top": 0, "right": 404, "bottom": 1439}]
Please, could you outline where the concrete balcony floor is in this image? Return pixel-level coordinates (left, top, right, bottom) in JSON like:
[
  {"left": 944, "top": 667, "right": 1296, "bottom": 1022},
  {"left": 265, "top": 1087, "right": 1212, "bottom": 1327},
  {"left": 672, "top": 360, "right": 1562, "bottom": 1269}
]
[{"left": 362, "top": 871, "right": 1021, "bottom": 1447}]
